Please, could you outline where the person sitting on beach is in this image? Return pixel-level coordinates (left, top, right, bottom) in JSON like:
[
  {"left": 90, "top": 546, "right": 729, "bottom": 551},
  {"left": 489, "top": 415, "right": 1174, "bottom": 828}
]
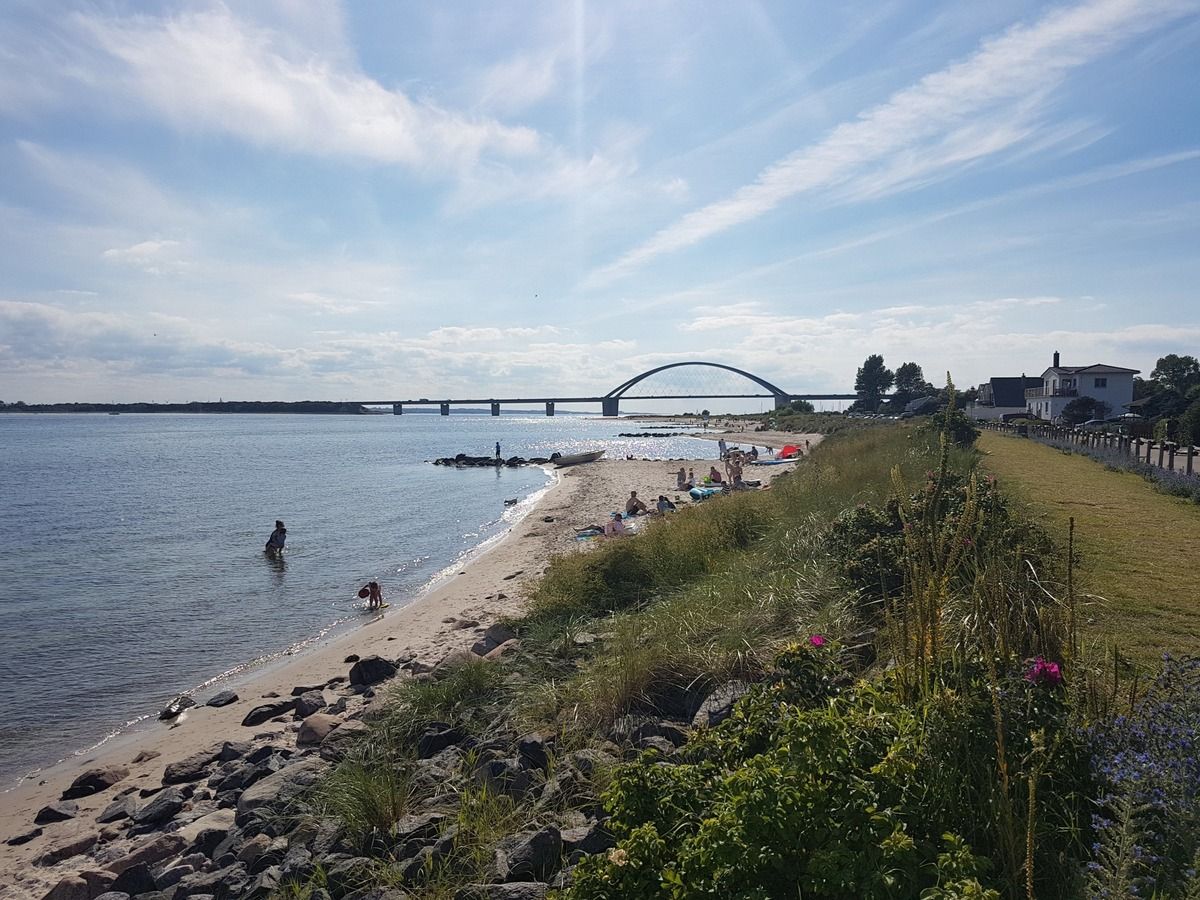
[
  {"left": 708, "top": 466, "right": 724, "bottom": 483},
  {"left": 264, "top": 520, "right": 286, "bottom": 557},
  {"left": 604, "top": 512, "right": 627, "bottom": 537},
  {"left": 687, "top": 467, "right": 695, "bottom": 487},
  {"left": 749, "top": 446, "right": 759, "bottom": 461},
  {"left": 656, "top": 495, "right": 676, "bottom": 513},
  {"left": 675, "top": 466, "right": 688, "bottom": 489},
  {"left": 625, "top": 491, "right": 648, "bottom": 516}
]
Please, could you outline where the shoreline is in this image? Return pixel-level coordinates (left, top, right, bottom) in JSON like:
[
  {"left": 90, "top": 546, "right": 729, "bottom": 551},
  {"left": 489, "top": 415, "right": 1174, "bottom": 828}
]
[{"left": 3, "top": 450, "right": 807, "bottom": 895}]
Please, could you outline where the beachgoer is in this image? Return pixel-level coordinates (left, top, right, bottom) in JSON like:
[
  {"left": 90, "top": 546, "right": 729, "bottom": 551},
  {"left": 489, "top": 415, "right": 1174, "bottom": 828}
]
[
  {"left": 656, "top": 495, "right": 676, "bottom": 513},
  {"left": 749, "top": 446, "right": 759, "bottom": 461},
  {"left": 805, "top": 439, "right": 811, "bottom": 453},
  {"left": 359, "top": 580, "right": 384, "bottom": 610},
  {"left": 718, "top": 438, "right": 728, "bottom": 458},
  {"left": 675, "top": 466, "right": 687, "bottom": 489},
  {"left": 709, "top": 466, "right": 724, "bottom": 483},
  {"left": 687, "top": 467, "right": 695, "bottom": 486},
  {"left": 625, "top": 491, "right": 648, "bottom": 516},
  {"left": 495, "top": 442, "right": 501, "bottom": 461},
  {"left": 264, "top": 520, "right": 286, "bottom": 556},
  {"left": 604, "top": 512, "right": 626, "bottom": 537}
]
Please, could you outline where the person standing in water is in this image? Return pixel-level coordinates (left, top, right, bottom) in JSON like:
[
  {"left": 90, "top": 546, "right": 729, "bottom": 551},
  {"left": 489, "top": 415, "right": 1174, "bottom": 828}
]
[
  {"left": 495, "top": 441, "right": 501, "bottom": 461},
  {"left": 264, "top": 520, "right": 286, "bottom": 557}
]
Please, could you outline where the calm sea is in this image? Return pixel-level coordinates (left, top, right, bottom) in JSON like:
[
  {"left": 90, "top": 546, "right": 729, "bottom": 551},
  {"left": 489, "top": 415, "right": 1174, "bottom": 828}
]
[{"left": 0, "top": 413, "right": 713, "bottom": 784}]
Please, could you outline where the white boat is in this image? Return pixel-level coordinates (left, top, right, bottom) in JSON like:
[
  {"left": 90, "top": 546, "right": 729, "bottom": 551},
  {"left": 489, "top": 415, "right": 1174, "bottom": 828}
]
[{"left": 550, "top": 449, "right": 605, "bottom": 468}]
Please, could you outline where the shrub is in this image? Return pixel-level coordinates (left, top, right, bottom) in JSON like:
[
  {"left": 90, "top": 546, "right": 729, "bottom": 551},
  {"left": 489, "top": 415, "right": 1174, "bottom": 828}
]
[{"left": 565, "top": 644, "right": 1087, "bottom": 899}]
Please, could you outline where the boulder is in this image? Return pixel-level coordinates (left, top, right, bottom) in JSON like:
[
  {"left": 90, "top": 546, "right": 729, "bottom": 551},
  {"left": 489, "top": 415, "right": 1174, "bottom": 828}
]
[
  {"left": 62, "top": 765, "right": 130, "bottom": 800},
  {"left": 433, "top": 648, "right": 481, "bottom": 678},
  {"left": 240, "top": 699, "right": 297, "bottom": 727},
  {"left": 416, "top": 723, "right": 468, "bottom": 759},
  {"left": 473, "top": 758, "right": 534, "bottom": 800},
  {"left": 319, "top": 719, "right": 369, "bottom": 762},
  {"left": 96, "top": 793, "right": 138, "bottom": 824},
  {"left": 236, "top": 759, "right": 329, "bottom": 826},
  {"left": 77, "top": 870, "right": 118, "bottom": 896},
  {"left": 293, "top": 690, "right": 328, "bottom": 719},
  {"left": 110, "top": 863, "right": 156, "bottom": 896},
  {"left": 163, "top": 747, "right": 221, "bottom": 784},
  {"left": 218, "top": 740, "right": 252, "bottom": 762},
  {"left": 132, "top": 786, "right": 186, "bottom": 826},
  {"left": 41, "top": 876, "right": 90, "bottom": 900},
  {"left": 172, "top": 862, "right": 249, "bottom": 898},
  {"left": 568, "top": 749, "right": 617, "bottom": 776},
  {"left": 456, "top": 885, "right": 548, "bottom": 900},
  {"left": 205, "top": 690, "right": 239, "bottom": 708},
  {"left": 35, "top": 800, "right": 79, "bottom": 824},
  {"left": 5, "top": 826, "right": 42, "bottom": 845},
  {"left": 93, "top": 893, "right": 130, "bottom": 900},
  {"left": 158, "top": 695, "right": 196, "bottom": 721},
  {"left": 297, "top": 713, "right": 340, "bottom": 746},
  {"left": 691, "top": 681, "right": 751, "bottom": 728},
  {"left": 636, "top": 735, "right": 676, "bottom": 756},
  {"left": 348, "top": 655, "right": 397, "bottom": 686},
  {"left": 516, "top": 734, "right": 551, "bottom": 771},
  {"left": 34, "top": 832, "right": 99, "bottom": 866},
  {"left": 131, "top": 750, "right": 160, "bottom": 764},
  {"left": 494, "top": 826, "right": 562, "bottom": 882},
  {"left": 631, "top": 721, "right": 688, "bottom": 748},
  {"left": 389, "top": 812, "right": 447, "bottom": 858},
  {"left": 560, "top": 824, "right": 614, "bottom": 855},
  {"left": 106, "top": 832, "right": 187, "bottom": 873},
  {"left": 484, "top": 639, "right": 521, "bottom": 661}
]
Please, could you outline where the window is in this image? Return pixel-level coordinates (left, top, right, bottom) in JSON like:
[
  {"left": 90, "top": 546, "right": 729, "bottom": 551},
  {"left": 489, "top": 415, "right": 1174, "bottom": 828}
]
[{"left": 1094, "top": 377, "right": 1107, "bottom": 388}]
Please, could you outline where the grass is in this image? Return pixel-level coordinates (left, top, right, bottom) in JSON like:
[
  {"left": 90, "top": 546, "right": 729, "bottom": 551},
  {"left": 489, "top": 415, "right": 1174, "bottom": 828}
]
[
  {"left": 978, "top": 431, "right": 1200, "bottom": 661},
  {"left": 518, "top": 425, "right": 962, "bottom": 737}
]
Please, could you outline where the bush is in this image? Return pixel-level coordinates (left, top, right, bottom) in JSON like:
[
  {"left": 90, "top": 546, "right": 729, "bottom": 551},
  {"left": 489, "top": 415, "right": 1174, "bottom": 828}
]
[{"left": 565, "top": 644, "right": 1088, "bottom": 899}]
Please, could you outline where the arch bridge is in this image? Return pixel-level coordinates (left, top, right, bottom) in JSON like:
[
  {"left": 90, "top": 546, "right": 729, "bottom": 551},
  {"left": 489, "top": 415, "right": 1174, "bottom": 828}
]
[{"left": 378, "top": 360, "right": 857, "bottom": 416}]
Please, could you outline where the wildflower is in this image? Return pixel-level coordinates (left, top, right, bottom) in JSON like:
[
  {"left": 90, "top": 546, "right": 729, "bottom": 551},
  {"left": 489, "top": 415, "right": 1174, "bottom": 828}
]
[
  {"left": 608, "top": 848, "right": 629, "bottom": 867},
  {"left": 1024, "top": 656, "right": 1063, "bottom": 688},
  {"left": 809, "top": 634, "right": 828, "bottom": 648}
]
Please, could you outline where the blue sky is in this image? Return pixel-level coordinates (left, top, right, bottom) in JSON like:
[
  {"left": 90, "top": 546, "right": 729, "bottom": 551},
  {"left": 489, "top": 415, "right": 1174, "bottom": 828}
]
[{"left": 1, "top": 0, "right": 1198, "bottom": 408}]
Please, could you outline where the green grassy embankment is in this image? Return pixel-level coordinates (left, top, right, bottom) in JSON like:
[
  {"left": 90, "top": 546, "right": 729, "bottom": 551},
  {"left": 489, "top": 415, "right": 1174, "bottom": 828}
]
[{"left": 978, "top": 431, "right": 1200, "bottom": 661}]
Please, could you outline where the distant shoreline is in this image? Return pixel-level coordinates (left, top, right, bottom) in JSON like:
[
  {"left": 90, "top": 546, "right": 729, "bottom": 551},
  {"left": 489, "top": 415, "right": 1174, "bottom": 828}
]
[{"left": 0, "top": 403, "right": 594, "bottom": 415}]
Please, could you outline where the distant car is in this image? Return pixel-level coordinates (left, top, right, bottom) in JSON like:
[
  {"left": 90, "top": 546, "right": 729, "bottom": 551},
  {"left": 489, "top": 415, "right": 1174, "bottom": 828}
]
[{"left": 1080, "top": 418, "right": 1110, "bottom": 431}]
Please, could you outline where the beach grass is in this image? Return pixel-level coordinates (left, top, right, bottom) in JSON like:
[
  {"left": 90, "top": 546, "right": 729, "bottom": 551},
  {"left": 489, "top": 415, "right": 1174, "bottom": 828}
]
[{"left": 978, "top": 431, "right": 1200, "bottom": 661}]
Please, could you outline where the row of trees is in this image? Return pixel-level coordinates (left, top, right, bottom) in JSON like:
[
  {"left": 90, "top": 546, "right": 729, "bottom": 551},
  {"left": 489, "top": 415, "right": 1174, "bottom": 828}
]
[{"left": 851, "top": 355, "right": 951, "bottom": 413}]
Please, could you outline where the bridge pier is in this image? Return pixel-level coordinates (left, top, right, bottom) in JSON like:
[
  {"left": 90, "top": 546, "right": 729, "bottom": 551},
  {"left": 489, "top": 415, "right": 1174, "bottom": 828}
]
[
  {"left": 545, "top": 401, "right": 555, "bottom": 416},
  {"left": 774, "top": 395, "right": 792, "bottom": 410},
  {"left": 392, "top": 403, "right": 402, "bottom": 415},
  {"left": 601, "top": 397, "right": 619, "bottom": 417},
  {"left": 440, "top": 402, "right": 450, "bottom": 416},
  {"left": 490, "top": 402, "right": 501, "bottom": 417}
]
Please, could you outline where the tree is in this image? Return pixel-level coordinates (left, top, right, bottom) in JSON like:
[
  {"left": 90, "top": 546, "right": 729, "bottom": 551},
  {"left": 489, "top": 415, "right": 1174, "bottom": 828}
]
[
  {"left": 1061, "top": 396, "right": 1107, "bottom": 425},
  {"left": 1180, "top": 399, "right": 1200, "bottom": 446},
  {"left": 1150, "top": 354, "right": 1200, "bottom": 395},
  {"left": 854, "top": 355, "right": 894, "bottom": 412},
  {"left": 893, "top": 362, "right": 933, "bottom": 401},
  {"left": 788, "top": 399, "right": 815, "bottom": 413}
]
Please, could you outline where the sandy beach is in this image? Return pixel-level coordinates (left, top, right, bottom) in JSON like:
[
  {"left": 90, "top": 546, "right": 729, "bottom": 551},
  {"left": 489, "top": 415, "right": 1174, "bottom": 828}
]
[{"left": 0, "top": 437, "right": 813, "bottom": 896}]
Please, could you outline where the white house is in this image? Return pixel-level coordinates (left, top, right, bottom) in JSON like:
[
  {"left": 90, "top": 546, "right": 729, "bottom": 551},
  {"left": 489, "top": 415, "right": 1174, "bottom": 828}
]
[{"left": 1025, "top": 351, "right": 1138, "bottom": 422}]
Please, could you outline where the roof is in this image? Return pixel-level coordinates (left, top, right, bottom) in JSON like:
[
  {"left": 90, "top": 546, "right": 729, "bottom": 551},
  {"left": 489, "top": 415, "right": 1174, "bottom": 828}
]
[
  {"left": 988, "top": 376, "right": 1041, "bottom": 407},
  {"left": 1041, "top": 363, "right": 1140, "bottom": 377}
]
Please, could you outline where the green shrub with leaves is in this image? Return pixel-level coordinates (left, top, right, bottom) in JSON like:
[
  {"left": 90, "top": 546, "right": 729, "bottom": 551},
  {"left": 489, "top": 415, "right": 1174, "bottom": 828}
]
[{"left": 565, "top": 642, "right": 1091, "bottom": 900}]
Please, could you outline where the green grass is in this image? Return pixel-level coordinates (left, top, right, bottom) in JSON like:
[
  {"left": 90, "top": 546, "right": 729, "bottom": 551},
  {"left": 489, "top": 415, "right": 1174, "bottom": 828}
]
[
  {"left": 518, "top": 425, "right": 963, "bottom": 736},
  {"left": 978, "top": 431, "right": 1200, "bottom": 660}
]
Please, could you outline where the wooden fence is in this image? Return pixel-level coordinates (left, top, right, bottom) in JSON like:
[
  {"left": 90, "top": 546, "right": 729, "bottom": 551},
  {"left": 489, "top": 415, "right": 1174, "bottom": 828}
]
[{"left": 979, "top": 421, "right": 1200, "bottom": 477}]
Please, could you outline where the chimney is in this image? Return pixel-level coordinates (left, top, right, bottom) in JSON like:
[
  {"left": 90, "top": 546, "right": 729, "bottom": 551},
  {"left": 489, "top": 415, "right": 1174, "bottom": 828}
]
[{"left": 1052, "top": 350, "right": 1060, "bottom": 368}]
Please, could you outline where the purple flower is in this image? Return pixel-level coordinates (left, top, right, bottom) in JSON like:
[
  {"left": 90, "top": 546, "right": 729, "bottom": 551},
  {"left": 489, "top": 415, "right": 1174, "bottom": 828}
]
[
  {"left": 809, "top": 634, "right": 828, "bottom": 648},
  {"left": 1024, "top": 656, "right": 1063, "bottom": 688}
]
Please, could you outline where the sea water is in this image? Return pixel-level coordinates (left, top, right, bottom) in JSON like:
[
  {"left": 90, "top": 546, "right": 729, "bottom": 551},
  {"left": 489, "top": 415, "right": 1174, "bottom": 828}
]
[{"left": 0, "top": 413, "right": 715, "bottom": 784}]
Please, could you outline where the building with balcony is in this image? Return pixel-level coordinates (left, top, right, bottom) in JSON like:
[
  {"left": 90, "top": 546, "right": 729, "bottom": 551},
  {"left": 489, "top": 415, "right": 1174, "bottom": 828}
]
[
  {"left": 968, "top": 376, "right": 1043, "bottom": 420},
  {"left": 1024, "top": 351, "right": 1138, "bottom": 422}
]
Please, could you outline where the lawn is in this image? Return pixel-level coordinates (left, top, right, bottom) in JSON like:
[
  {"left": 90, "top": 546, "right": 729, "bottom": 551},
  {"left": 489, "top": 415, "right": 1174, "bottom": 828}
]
[{"left": 978, "top": 431, "right": 1200, "bottom": 661}]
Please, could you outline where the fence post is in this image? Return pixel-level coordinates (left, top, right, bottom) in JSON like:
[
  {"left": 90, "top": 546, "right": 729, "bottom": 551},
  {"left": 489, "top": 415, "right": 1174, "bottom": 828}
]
[
  {"left": 1157, "top": 442, "right": 1166, "bottom": 468},
  {"left": 1188, "top": 446, "right": 1195, "bottom": 477},
  {"left": 1167, "top": 442, "right": 1177, "bottom": 472}
]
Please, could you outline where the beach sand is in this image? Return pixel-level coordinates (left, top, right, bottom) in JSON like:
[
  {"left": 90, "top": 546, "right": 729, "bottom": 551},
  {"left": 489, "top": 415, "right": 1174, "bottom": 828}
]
[{"left": 0, "top": 449, "right": 807, "bottom": 895}]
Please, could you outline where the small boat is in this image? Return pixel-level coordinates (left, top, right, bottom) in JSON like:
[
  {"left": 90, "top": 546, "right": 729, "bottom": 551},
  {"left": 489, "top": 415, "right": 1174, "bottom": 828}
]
[{"left": 549, "top": 449, "right": 605, "bottom": 468}]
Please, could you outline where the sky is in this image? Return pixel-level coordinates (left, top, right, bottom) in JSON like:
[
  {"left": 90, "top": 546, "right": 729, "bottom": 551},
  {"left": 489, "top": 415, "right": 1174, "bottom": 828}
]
[{"left": 1, "top": 0, "right": 1199, "bottom": 410}]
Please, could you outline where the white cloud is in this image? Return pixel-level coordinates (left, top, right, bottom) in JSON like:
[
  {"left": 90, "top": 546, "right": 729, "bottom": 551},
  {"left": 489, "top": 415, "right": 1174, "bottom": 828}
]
[
  {"left": 476, "top": 50, "right": 561, "bottom": 114},
  {"left": 73, "top": 6, "right": 541, "bottom": 172},
  {"left": 588, "top": 0, "right": 1200, "bottom": 285}
]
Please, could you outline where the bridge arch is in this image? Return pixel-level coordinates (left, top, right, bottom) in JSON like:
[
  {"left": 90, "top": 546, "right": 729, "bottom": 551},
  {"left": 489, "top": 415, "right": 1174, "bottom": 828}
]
[{"left": 605, "top": 361, "right": 789, "bottom": 400}]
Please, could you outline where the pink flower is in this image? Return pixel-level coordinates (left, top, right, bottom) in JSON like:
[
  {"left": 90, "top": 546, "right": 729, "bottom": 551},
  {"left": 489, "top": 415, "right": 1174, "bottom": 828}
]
[
  {"left": 808, "top": 634, "right": 828, "bottom": 648},
  {"left": 1024, "top": 657, "right": 1063, "bottom": 688}
]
